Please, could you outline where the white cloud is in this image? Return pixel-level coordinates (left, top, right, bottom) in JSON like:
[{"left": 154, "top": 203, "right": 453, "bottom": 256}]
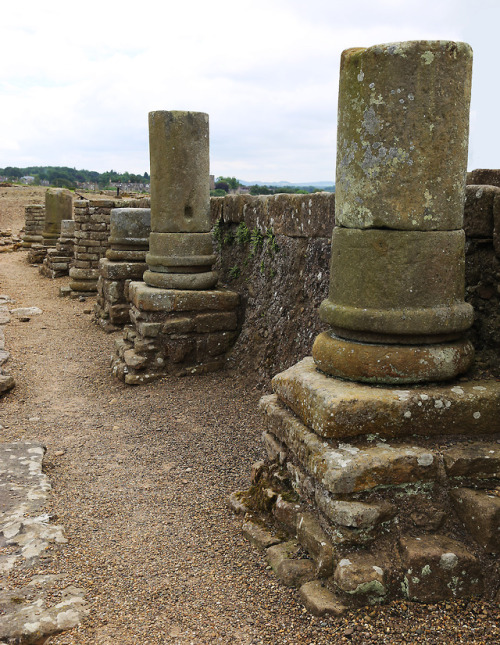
[{"left": 0, "top": 0, "right": 498, "bottom": 181}]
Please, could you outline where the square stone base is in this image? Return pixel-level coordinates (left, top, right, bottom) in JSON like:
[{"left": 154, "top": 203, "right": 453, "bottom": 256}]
[
  {"left": 233, "top": 357, "right": 500, "bottom": 611},
  {"left": 111, "top": 281, "right": 239, "bottom": 384},
  {"left": 94, "top": 259, "right": 148, "bottom": 329}
]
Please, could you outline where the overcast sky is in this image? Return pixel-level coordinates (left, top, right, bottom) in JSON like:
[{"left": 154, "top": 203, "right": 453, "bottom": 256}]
[{"left": 0, "top": 0, "right": 498, "bottom": 183}]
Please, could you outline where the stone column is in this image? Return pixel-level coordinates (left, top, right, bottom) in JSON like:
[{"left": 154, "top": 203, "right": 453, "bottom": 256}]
[
  {"left": 42, "top": 188, "right": 73, "bottom": 247},
  {"left": 144, "top": 111, "right": 217, "bottom": 290},
  {"left": 107, "top": 208, "right": 151, "bottom": 262},
  {"left": 313, "top": 41, "right": 475, "bottom": 383}
]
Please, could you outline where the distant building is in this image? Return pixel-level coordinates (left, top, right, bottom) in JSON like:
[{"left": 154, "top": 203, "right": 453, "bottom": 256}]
[{"left": 20, "top": 176, "right": 35, "bottom": 184}]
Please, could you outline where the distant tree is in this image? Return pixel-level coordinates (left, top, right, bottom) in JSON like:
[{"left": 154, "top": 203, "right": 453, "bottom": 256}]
[
  {"left": 215, "top": 181, "right": 230, "bottom": 193},
  {"left": 210, "top": 189, "right": 227, "bottom": 197},
  {"left": 216, "top": 176, "right": 239, "bottom": 190}
]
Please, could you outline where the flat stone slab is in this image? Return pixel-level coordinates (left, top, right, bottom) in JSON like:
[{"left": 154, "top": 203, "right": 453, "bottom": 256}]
[
  {"left": 0, "top": 443, "right": 88, "bottom": 642},
  {"left": 260, "top": 395, "right": 438, "bottom": 494},
  {"left": 443, "top": 442, "right": 500, "bottom": 478},
  {"left": 128, "top": 281, "right": 239, "bottom": 312},
  {"left": 450, "top": 488, "right": 500, "bottom": 553},
  {"left": 272, "top": 357, "right": 500, "bottom": 439}
]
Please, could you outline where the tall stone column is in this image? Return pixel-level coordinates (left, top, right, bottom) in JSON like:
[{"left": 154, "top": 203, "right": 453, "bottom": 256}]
[
  {"left": 234, "top": 41, "right": 500, "bottom": 614},
  {"left": 42, "top": 188, "right": 73, "bottom": 247},
  {"left": 144, "top": 111, "right": 217, "bottom": 290},
  {"left": 312, "top": 41, "right": 475, "bottom": 383},
  {"left": 111, "top": 111, "right": 239, "bottom": 384}
]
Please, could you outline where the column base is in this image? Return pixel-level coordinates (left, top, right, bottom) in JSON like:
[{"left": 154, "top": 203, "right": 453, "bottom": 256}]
[
  {"left": 111, "top": 281, "right": 239, "bottom": 384},
  {"left": 231, "top": 357, "right": 500, "bottom": 613},
  {"left": 143, "top": 269, "right": 218, "bottom": 290},
  {"left": 312, "top": 331, "right": 474, "bottom": 384}
]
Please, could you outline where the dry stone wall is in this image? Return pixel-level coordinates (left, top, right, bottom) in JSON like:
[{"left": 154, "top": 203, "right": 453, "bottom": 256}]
[
  {"left": 211, "top": 189, "right": 500, "bottom": 385},
  {"left": 70, "top": 197, "right": 150, "bottom": 295}
]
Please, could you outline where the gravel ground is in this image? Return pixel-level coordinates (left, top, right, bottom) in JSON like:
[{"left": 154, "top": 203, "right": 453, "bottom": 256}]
[{"left": 0, "top": 187, "right": 499, "bottom": 644}]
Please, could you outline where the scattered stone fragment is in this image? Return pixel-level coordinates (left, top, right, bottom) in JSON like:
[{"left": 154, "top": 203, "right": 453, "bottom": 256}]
[
  {"left": 242, "top": 519, "right": 281, "bottom": 550},
  {"left": 299, "top": 580, "right": 347, "bottom": 616},
  {"left": 266, "top": 541, "right": 316, "bottom": 588},
  {"left": 333, "top": 554, "right": 387, "bottom": 601}
]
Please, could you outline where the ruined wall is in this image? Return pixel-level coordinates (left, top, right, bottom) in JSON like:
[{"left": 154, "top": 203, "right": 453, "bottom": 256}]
[
  {"left": 211, "top": 189, "right": 500, "bottom": 385},
  {"left": 211, "top": 193, "right": 334, "bottom": 385}
]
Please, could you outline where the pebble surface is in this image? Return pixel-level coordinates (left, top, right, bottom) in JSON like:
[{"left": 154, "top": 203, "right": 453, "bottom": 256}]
[{"left": 0, "top": 205, "right": 499, "bottom": 643}]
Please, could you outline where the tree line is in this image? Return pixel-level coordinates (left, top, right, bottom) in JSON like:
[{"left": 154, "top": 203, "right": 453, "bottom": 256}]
[
  {"left": 0, "top": 166, "right": 150, "bottom": 189},
  {"left": 212, "top": 176, "right": 332, "bottom": 196}
]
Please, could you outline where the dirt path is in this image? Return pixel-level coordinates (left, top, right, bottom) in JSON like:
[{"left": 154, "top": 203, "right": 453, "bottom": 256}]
[{"left": 1, "top": 192, "right": 499, "bottom": 643}]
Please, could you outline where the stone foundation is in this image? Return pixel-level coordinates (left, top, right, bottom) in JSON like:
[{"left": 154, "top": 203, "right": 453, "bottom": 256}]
[
  {"left": 22, "top": 204, "right": 45, "bottom": 247},
  {"left": 111, "top": 282, "right": 239, "bottom": 384},
  {"left": 39, "top": 220, "right": 75, "bottom": 279},
  {"left": 27, "top": 244, "right": 48, "bottom": 265},
  {"left": 70, "top": 197, "right": 149, "bottom": 295},
  {"left": 233, "top": 358, "right": 500, "bottom": 613},
  {"left": 95, "top": 259, "right": 147, "bottom": 331}
]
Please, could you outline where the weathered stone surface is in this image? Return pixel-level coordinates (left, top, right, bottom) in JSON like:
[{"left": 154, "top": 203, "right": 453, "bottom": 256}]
[
  {"left": 400, "top": 534, "right": 482, "bottom": 601},
  {"left": 273, "top": 495, "right": 302, "bottom": 533},
  {"left": 262, "top": 431, "right": 287, "bottom": 463},
  {"left": 494, "top": 193, "right": 500, "bottom": 258},
  {"left": 333, "top": 554, "right": 387, "bottom": 599},
  {"left": 335, "top": 41, "right": 472, "bottom": 230},
  {"left": 297, "top": 512, "right": 334, "bottom": 576},
  {"left": 99, "top": 258, "right": 147, "bottom": 281},
  {"left": 43, "top": 188, "right": 73, "bottom": 245},
  {"left": 299, "top": 581, "right": 347, "bottom": 616},
  {"left": 312, "top": 332, "right": 474, "bottom": 384},
  {"left": 443, "top": 442, "right": 500, "bottom": 479},
  {"left": 315, "top": 494, "right": 395, "bottom": 529},
  {"left": 143, "top": 268, "right": 218, "bottom": 290},
  {"left": 0, "top": 579, "right": 88, "bottom": 645},
  {"left": 194, "top": 311, "right": 238, "bottom": 333},
  {"left": 242, "top": 519, "right": 281, "bottom": 550},
  {"left": 467, "top": 168, "right": 500, "bottom": 188},
  {"left": 450, "top": 488, "right": 500, "bottom": 553},
  {"left": 266, "top": 541, "right": 316, "bottom": 587},
  {"left": 149, "top": 111, "right": 210, "bottom": 234},
  {"left": 464, "top": 185, "right": 498, "bottom": 238},
  {"left": 272, "top": 358, "right": 500, "bottom": 439},
  {"left": 0, "top": 373, "right": 15, "bottom": 393},
  {"left": 260, "top": 394, "right": 438, "bottom": 494},
  {"left": 128, "top": 282, "right": 238, "bottom": 313},
  {"left": 319, "top": 228, "right": 472, "bottom": 339},
  {"left": 109, "top": 207, "right": 151, "bottom": 248}
]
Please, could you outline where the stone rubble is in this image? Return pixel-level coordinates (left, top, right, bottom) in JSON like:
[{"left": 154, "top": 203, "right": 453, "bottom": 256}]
[{"left": 0, "top": 294, "right": 15, "bottom": 394}]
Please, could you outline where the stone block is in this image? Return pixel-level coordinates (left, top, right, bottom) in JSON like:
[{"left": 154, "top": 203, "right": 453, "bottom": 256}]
[
  {"left": 297, "top": 512, "right": 334, "bottom": 576},
  {"left": 400, "top": 534, "right": 482, "bottom": 601},
  {"left": 450, "top": 488, "right": 500, "bottom": 553},
  {"left": 193, "top": 311, "right": 238, "bottom": 333},
  {"left": 315, "top": 494, "right": 395, "bottom": 529},
  {"left": 320, "top": 228, "right": 472, "bottom": 338},
  {"left": 335, "top": 41, "right": 471, "bottom": 231},
  {"left": 464, "top": 185, "right": 498, "bottom": 238},
  {"left": 272, "top": 358, "right": 500, "bottom": 439},
  {"left": 99, "top": 259, "right": 147, "bottom": 281},
  {"left": 467, "top": 168, "right": 500, "bottom": 188},
  {"left": 136, "top": 322, "right": 162, "bottom": 338},
  {"left": 269, "top": 192, "right": 335, "bottom": 238},
  {"left": 333, "top": 554, "right": 387, "bottom": 599},
  {"left": 299, "top": 581, "right": 347, "bottom": 616},
  {"left": 273, "top": 495, "right": 302, "bottom": 533},
  {"left": 266, "top": 541, "right": 316, "bottom": 588},
  {"left": 161, "top": 317, "right": 195, "bottom": 334},
  {"left": 494, "top": 194, "right": 500, "bottom": 257},
  {"left": 262, "top": 432, "right": 287, "bottom": 463},
  {"left": 260, "top": 394, "right": 438, "bottom": 494},
  {"left": 443, "top": 442, "right": 500, "bottom": 479},
  {"left": 128, "top": 282, "right": 239, "bottom": 313},
  {"left": 242, "top": 519, "right": 281, "bottom": 550}
]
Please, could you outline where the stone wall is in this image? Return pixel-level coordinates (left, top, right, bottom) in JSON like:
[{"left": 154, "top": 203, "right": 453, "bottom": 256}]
[
  {"left": 211, "top": 190, "right": 500, "bottom": 385},
  {"left": 70, "top": 197, "right": 150, "bottom": 294},
  {"left": 211, "top": 193, "right": 335, "bottom": 385}
]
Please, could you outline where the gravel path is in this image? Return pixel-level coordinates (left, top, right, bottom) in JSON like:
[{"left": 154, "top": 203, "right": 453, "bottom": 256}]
[{"left": 0, "top": 223, "right": 499, "bottom": 642}]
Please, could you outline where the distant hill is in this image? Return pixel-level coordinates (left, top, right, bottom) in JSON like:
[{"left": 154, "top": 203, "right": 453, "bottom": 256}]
[{"left": 240, "top": 180, "right": 335, "bottom": 190}]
